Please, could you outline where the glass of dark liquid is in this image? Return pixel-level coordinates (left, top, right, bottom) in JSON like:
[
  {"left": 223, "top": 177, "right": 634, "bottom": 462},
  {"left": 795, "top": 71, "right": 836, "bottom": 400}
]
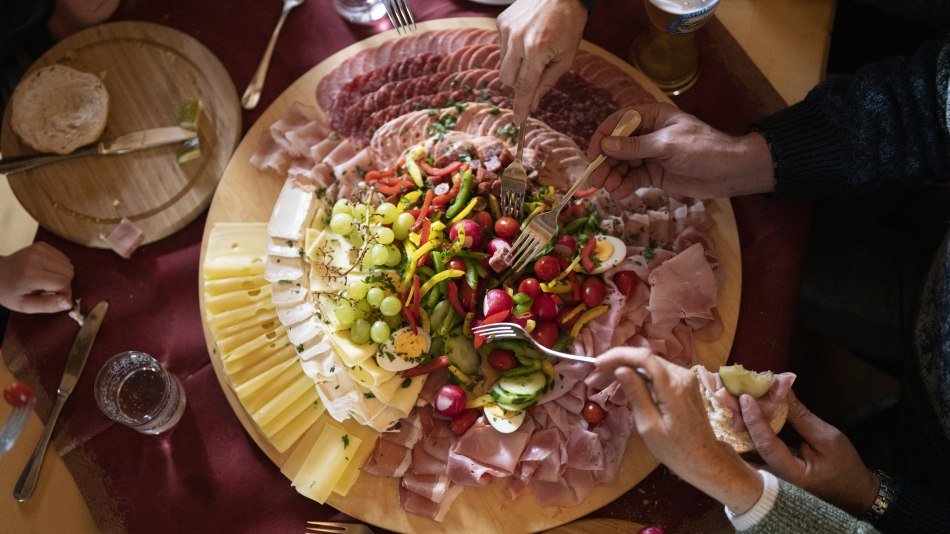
[{"left": 94, "top": 351, "right": 187, "bottom": 434}]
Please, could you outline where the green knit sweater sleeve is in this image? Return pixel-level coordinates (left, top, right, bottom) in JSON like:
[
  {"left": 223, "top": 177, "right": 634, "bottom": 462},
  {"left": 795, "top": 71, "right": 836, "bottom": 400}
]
[{"left": 739, "top": 479, "right": 880, "bottom": 534}]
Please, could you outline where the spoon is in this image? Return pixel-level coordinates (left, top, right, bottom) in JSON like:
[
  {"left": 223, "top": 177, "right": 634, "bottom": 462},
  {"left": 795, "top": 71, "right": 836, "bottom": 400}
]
[
  {"left": 241, "top": 0, "right": 307, "bottom": 110},
  {"left": 0, "top": 382, "right": 35, "bottom": 457}
]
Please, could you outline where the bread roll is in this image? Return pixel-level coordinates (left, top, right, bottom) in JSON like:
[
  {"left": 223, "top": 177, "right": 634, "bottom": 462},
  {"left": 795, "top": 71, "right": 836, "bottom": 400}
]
[
  {"left": 11, "top": 65, "right": 109, "bottom": 155},
  {"left": 696, "top": 367, "right": 788, "bottom": 453}
]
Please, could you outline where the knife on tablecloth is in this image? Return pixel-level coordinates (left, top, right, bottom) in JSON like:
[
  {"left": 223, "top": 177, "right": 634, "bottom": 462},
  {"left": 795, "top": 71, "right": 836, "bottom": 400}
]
[
  {"left": 0, "top": 127, "right": 196, "bottom": 175},
  {"left": 13, "top": 301, "right": 108, "bottom": 502}
]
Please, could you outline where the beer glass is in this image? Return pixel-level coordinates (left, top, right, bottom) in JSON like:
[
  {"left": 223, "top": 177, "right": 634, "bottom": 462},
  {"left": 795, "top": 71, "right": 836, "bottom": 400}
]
[
  {"left": 95, "top": 351, "right": 187, "bottom": 435},
  {"left": 632, "top": 0, "right": 720, "bottom": 95}
]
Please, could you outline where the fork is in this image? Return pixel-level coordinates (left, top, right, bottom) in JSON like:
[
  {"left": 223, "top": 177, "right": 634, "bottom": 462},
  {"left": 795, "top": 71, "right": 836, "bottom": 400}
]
[
  {"left": 241, "top": 0, "right": 307, "bottom": 110},
  {"left": 471, "top": 322, "right": 653, "bottom": 382},
  {"left": 499, "top": 119, "right": 529, "bottom": 219},
  {"left": 382, "top": 0, "right": 416, "bottom": 35},
  {"left": 0, "top": 398, "right": 35, "bottom": 458},
  {"left": 506, "top": 110, "right": 642, "bottom": 272},
  {"left": 306, "top": 521, "right": 374, "bottom": 534}
]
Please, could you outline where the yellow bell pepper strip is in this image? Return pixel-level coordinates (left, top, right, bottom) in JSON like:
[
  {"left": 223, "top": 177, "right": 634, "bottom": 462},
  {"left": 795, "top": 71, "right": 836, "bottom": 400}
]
[
  {"left": 419, "top": 269, "right": 465, "bottom": 298},
  {"left": 561, "top": 303, "right": 588, "bottom": 325},
  {"left": 396, "top": 190, "right": 422, "bottom": 215},
  {"left": 404, "top": 145, "right": 425, "bottom": 187},
  {"left": 570, "top": 305, "right": 609, "bottom": 338},
  {"left": 524, "top": 319, "right": 536, "bottom": 333},
  {"left": 540, "top": 279, "right": 573, "bottom": 294},
  {"left": 449, "top": 197, "right": 479, "bottom": 223},
  {"left": 465, "top": 393, "right": 495, "bottom": 410},
  {"left": 448, "top": 364, "right": 476, "bottom": 389}
]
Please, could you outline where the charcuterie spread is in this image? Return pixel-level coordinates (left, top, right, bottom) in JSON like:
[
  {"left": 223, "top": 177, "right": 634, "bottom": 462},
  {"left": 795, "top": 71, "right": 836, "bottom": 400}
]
[{"left": 232, "top": 26, "right": 738, "bottom": 523}]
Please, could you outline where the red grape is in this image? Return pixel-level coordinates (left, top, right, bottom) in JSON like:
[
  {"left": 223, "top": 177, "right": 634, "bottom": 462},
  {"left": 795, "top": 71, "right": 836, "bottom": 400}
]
[
  {"left": 447, "top": 257, "right": 466, "bottom": 272},
  {"left": 582, "top": 401, "right": 607, "bottom": 425},
  {"left": 494, "top": 216, "right": 519, "bottom": 238},
  {"left": 517, "top": 277, "right": 541, "bottom": 299},
  {"left": 532, "top": 321, "right": 559, "bottom": 348},
  {"left": 614, "top": 271, "right": 638, "bottom": 299}
]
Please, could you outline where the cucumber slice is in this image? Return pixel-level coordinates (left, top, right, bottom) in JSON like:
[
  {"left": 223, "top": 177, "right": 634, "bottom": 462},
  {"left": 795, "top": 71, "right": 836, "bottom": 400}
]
[
  {"left": 501, "top": 362, "right": 540, "bottom": 378},
  {"left": 496, "top": 371, "right": 547, "bottom": 398},
  {"left": 445, "top": 333, "right": 480, "bottom": 374},
  {"left": 719, "top": 364, "right": 774, "bottom": 398}
]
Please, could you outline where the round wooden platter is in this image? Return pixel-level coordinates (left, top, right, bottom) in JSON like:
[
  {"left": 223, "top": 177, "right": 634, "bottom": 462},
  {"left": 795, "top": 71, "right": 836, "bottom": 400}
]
[
  {"left": 199, "top": 17, "right": 740, "bottom": 533},
  {"left": 0, "top": 21, "right": 241, "bottom": 248}
]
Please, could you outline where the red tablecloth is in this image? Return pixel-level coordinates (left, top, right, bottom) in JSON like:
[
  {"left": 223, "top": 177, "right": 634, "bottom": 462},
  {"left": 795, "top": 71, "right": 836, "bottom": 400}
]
[{"left": 2, "top": 0, "right": 811, "bottom": 532}]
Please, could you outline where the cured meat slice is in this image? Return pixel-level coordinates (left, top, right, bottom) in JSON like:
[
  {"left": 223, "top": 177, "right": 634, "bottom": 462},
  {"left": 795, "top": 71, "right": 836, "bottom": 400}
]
[
  {"left": 696, "top": 366, "right": 796, "bottom": 433},
  {"left": 362, "top": 437, "right": 412, "bottom": 477},
  {"left": 398, "top": 483, "right": 464, "bottom": 523},
  {"left": 104, "top": 218, "right": 145, "bottom": 259},
  {"left": 401, "top": 472, "right": 452, "bottom": 503},
  {"left": 647, "top": 242, "right": 717, "bottom": 325}
]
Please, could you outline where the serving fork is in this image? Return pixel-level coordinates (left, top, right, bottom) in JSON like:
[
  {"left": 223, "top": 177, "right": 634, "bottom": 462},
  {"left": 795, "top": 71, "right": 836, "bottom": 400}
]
[
  {"left": 471, "top": 322, "right": 653, "bottom": 383},
  {"left": 241, "top": 0, "right": 307, "bottom": 110},
  {"left": 499, "top": 119, "right": 529, "bottom": 219},
  {"left": 506, "top": 110, "right": 642, "bottom": 272},
  {"left": 382, "top": 0, "right": 416, "bottom": 35},
  {"left": 306, "top": 521, "right": 374, "bottom": 534}
]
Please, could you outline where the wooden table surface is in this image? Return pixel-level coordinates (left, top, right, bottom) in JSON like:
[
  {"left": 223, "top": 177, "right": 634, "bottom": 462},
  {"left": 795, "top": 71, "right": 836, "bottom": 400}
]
[{"left": 0, "top": 2, "right": 835, "bottom": 531}]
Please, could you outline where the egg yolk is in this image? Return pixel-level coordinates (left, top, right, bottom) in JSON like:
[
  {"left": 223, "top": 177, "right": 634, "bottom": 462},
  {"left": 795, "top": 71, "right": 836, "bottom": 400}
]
[
  {"left": 395, "top": 332, "right": 426, "bottom": 360},
  {"left": 593, "top": 238, "right": 614, "bottom": 262}
]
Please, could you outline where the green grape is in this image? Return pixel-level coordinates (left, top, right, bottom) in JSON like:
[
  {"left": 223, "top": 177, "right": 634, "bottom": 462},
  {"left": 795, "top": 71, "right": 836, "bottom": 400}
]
[
  {"left": 350, "top": 319, "right": 371, "bottom": 344},
  {"left": 376, "top": 203, "right": 398, "bottom": 224},
  {"left": 370, "top": 321, "right": 391, "bottom": 344},
  {"left": 347, "top": 280, "right": 369, "bottom": 300},
  {"left": 383, "top": 313, "right": 402, "bottom": 329},
  {"left": 329, "top": 213, "right": 355, "bottom": 235},
  {"left": 367, "top": 287, "right": 385, "bottom": 308},
  {"left": 392, "top": 212, "right": 415, "bottom": 241},
  {"left": 347, "top": 231, "right": 364, "bottom": 249},
  {"left": 355, "top": 300, "right": 373, "bottom": 319},
  {"left": 369, "top": 244, "right": 390, "bottom": 266},
  {"left": 352, "top": 203, "right": 369, "bottom": 221},
  {"left": 380, "top": 296, "right": 403, "bottom": 317},
  {"left": 385, "top": 245, "right": 402, "bottom": 267},
  {"left": 376, "top": 226, "right": 395, "bottom": 245},
  {"left": 361, "top": 250, "right": 376, "bottom": 268},
  {"left": 332, "top": 198, "right": 352, "bottom": 216},
  {"left": 334, "top": 302, "right": 356, "bottom": 327}
]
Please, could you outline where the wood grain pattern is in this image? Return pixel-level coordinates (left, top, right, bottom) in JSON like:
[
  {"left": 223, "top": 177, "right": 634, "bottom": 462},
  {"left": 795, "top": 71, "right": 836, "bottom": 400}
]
[
  {"left": 198, "top": 17, "right": 740, "bottom": 533},
  {"left": 0, "top": 21, "right": 241, "bottom": 248},
  {"left": 546, "top": 518, "right": 646, "bottom": 533}
]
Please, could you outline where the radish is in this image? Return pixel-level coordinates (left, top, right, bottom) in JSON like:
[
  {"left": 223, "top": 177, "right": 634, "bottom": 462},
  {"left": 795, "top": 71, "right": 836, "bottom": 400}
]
[
  {"left": 483, "top": 289, "right": 514, "bottom": 317},
  {"left": 449, "top": 219, "right": 483, "bottom": 249},
  {"left": 434, "top": 384, "right": 467, "bottom": 416},
  {"left": 486, "top": 238, "right": 510, "bottom": 256}
]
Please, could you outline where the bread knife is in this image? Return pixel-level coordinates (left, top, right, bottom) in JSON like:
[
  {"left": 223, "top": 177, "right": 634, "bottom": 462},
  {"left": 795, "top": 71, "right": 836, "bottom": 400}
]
[{"left": 0, "top": 127, "right": 197, "bottom": 175}]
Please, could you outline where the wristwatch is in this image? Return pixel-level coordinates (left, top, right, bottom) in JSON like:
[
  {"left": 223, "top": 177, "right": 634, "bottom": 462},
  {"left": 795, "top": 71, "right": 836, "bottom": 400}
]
[{"left": 864, "top": 469, "right": 896, "bottom": 521}]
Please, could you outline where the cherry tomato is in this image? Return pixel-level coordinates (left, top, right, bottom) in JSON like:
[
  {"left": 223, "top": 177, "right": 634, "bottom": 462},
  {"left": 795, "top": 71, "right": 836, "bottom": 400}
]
[
  {"left": 582, "top": 400, "right": 607, "bottom": 425},
  {"left": 531, "top": 293, "right": 558, "bottom": 321},
  {"left": 533, "top": 255, "right": 561, "bottom": 281},
  {"left": 450, "top": 409, "right": 480, "bottom": 436},
  {"left": 474, "top": 211, "right": 494, "bottom": 232},
  {"left": 459, "top": 279, "right": 478, "bottom": 310},
  {"left": 614, "top": 271, "right": 638, "bottom": 299},
  {"left": 488, "top": 349, "right": 518, "bottom": 372},
  {"left": 446, "top": 257, "right": 466, "bottom": 273},
  {"left": 582, "top": 277, "right": 606, "bottom": 308},
  {"left": 494, "top": 216, "right": 519, "bottom": 239},
  {"left": 532, "top": 321, "right": 559, "bottom": 348},
  {"left": 517, "top": 277, "right": 541, "bottom": 299},
  {"left": 554, "top": 235, "right": 577, "bottom": 258},
  {"left": 557, "top": 305, "right": 582, "bottom": 329},
  {"left": 3, "top": 382, "right": 34, "bottom": 408}
]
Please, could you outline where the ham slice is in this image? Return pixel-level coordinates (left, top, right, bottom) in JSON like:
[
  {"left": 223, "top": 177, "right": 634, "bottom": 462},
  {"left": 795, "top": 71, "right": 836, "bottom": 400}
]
[
  {"left": 696, "top": 366, "right": 796, "bottom": 433},
  {"left": 401, "top": 472, "right": 451, "bottom": 503},
  {"left": 647, "top": 243, "right": 717, "bottom": 325},
  {"left": 103, "top": 218, "right": 145, "bottom": 259},
  {"left": 398, "top": 484, "right": 464, "bottom": 523},
  {"left": 448, "top": 418, "right": 535, "bottom": 486},
  {"left": 362, "top": 437, "right": 412, "bottom": 477}
]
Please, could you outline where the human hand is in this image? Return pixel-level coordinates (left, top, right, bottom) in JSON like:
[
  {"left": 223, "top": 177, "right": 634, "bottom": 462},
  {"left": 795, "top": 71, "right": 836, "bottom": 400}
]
[
  {"left": 0, "top": 242, "right": 74, "bottom": 314},
  {"left": 589, "top": 348, "right": 763, "bottom": 514},
  {"left": 586, "top": 103, "right": 776, "bottom": 199},
  {"left": 742, "top": 390, "right": 879, "bottom": 516},
  {"left": 497, "top": 0, "right": 588, "bottom": 123}
]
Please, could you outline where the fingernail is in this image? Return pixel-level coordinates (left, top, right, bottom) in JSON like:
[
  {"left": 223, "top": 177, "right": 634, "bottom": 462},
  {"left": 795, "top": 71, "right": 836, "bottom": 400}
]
[
  {"left": 740, "top": 394, "right": 753, "bottom": 409},
  {"left": 603, "top": 138, "right": 621, "bottom": 152},
  {"left": 59, "top": 299, "right": 71, "bottom": 311}
]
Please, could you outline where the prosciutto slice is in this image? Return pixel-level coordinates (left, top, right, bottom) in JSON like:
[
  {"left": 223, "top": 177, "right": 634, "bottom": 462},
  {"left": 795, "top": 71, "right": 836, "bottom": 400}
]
[
  {"left": 647, "top": 242, "right": 717, "bottom": 325},
  {"left": 696, "top": 366, "right": 797, "bottom": 433},
  {"left": 104, "top": 218, "right": 145, "bottom": 259},
  {"left": 447, "top": 418, "right": 535, "bottom": 486}
]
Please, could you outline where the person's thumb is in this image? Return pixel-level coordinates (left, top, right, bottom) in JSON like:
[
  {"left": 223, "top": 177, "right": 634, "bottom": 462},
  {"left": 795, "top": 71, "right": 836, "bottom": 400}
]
[
  {"left": 784, "top": 390, "right": 835, "bottom": 444},
  {"left": 16, "top": 294, "right": 72, "bottom": 314},
  {"left": 600, "top": 132, "right": 664, "bottom": 161},
  {"left": 741, "top": 394, "right": 799, "bottom": 478}
]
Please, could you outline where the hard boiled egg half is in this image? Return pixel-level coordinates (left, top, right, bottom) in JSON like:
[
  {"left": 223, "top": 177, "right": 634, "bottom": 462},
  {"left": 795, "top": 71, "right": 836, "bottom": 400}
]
[
  {"left": 483, "top": 404, "right": 526, "bottom": 433},
  {"left": 588, "top": 235, "right": 627, "bottom": 274},
  {"left": 376, "top": 326, "right": 431, "bottom": 372}
]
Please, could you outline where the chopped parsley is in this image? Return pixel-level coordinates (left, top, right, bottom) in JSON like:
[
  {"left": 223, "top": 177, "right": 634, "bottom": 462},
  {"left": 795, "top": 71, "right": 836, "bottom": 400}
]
[
  {"left": 488, "top": 106, "right": 501, "bottom": 116},
  {"left": 285, "top": 239, "right": 293, "bottom": 247},
  {"left": 328, "top": 133, "right": 341, "bottom": 141},
  {"left": 363, "top": 392, "right": 376, "bottom": 399},
  {"left": 478, "top": 90, "right": 491, "bottom": 102},
  {"left": 497, "top": 122, "right": 518, "bottom": 140},
  {"left": 342, "top": 434, "right": 350, "bottom": 448},
  {"left": 643, "top": 247, "right": 656, "bottom": 261},
  {"left": 329, "top": 366, "right": 335, "bottom": 373},
  {"left": 278, "top": 279, "right": 293, "bottom": 285},
  {"left": 400, "top": 378, "right": 412, "bottom": 388},
  {"left": 295, "top": 344, "right": 304, "bottom": 353}
]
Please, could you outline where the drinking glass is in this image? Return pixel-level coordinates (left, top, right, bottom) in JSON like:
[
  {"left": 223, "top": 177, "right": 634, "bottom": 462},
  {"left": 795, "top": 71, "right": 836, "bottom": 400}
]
[
  {"left": 95, "top": 351, "right": 187, "bottom": 435},
  {"left": 333, "top": 0, "right": 387, "bottom": 25}
]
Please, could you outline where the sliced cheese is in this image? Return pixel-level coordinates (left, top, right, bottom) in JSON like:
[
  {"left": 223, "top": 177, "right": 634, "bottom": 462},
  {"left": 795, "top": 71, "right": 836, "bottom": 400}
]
[
  {"left": 270, "top": 398, "right": 325, "bottom": 454},
  {"left": 204, "top": 274, "right": 268, "bottom": 296},
  {"left": 332, "top": 419, "right": 381, "bottom": 497},
  {"left": 293, "top": 421, "right": 361, "bottom": 504},
  {"left": 204, "top": 223, "right": 268, "bottom": 279},
  {"left": 327, "top": 331, "right": 377, "bottom": 367},
  {"left": 252, "top": 374, "right": 313, "bottom": 427},
  {"left": 227, "top": 326, "right": 287, "bottom": 362},
  {"left": 226, "top": 342, "right": 297, "bottom": 386},
  {"left": 260, "top": 385, "right": 321, "bottom": 438},
  {"left": 205, "top": 284, "right": 273, "bottom": 315},
  {"left": 264, "top": 256, "right": 306, "bottom": 284},
  {"left": 346, "top": 357, "right": 394, "bottom": 389},
  {"left": 269, "top": 179, "right": 315, "bottom": 241},
  {"left": 280, "top": 416, "right": 330, "bottom": 480},
  {"left": 235, "top": 358, "right": 300, "bottom": 409}
]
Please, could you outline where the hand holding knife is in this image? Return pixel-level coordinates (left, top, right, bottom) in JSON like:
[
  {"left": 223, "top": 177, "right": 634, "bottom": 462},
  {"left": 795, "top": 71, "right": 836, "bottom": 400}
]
[
  {"left": 0, "top": 127, "right": 196, "bottom": 175},
  {"left": 13, "top": 301, "right": 108, "bottom": 502}
]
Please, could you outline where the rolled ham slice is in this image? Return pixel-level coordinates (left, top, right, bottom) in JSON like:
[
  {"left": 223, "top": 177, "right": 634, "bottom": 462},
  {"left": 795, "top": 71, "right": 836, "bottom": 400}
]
[{"left": 103, "top": 217, "right": 145, "bottom": 259}]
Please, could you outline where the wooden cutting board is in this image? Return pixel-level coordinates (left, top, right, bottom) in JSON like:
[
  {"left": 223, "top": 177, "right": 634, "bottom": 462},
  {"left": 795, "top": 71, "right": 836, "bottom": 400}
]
[
  {"left": 199, "top": 17, "right": 741, "bottom": 533},
  {"left": 0, "top": 21, "right": 241, "bottom": 248}
]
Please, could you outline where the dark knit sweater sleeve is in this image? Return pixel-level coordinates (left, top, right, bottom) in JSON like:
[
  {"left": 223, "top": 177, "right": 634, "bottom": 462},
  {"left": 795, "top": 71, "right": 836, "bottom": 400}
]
[
  {"left": 753, "top": 40, "right": 950, "bottom": 198},
  {"left": 741, "top": 479, "right": 880, "bottom": 533},
  {"left": 873, "top": 477, "right": 950, "bottom": 533}
]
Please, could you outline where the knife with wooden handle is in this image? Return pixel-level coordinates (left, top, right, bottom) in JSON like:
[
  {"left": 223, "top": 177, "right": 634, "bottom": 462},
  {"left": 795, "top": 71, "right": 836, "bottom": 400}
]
[{"left": 13, "top": 301, "right": 108, "bottom": 502}]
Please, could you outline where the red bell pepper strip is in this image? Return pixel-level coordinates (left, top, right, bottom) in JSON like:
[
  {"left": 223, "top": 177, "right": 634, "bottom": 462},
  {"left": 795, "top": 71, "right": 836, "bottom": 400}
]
[
  {"left": 567, "top": 271, "right": 582, "bottom": 303},
  {"left": 574, "top": 187, "right": 600, "bottom": 198},
  {"left": 421, "top": 160, "right": 462, "bottom": 178},
  {"left": 558, "top": 203, "right": 587, "bottom": 224},
  {"left": 364, "top": 167, "right": 397, "bottom": 182},
  {"left": 412, "top": 189, "right": 434, "bottom": 232},
  {"left": 582, "top": 235, "right": 597, "bottom": 273},
  {"left": 432, "top": 174, "right": 461, "bottom": 207},
  {"left": 376, "top": 177, "right": 416, "bottom": 195},
  {"left": 401, "top": 355, "right": 450, "bottom": 378},
  {"left": 446, "top": 281, "right": 467, "bottom": 317},
  {"left": 402, "top": 303, "right": 418, "bottom": 335},
  {"left": 472, "top": 309, "right": 511, "bottom": 349},
  {"left": 417, "top": 219, "right": 432, "bottom": 267}
]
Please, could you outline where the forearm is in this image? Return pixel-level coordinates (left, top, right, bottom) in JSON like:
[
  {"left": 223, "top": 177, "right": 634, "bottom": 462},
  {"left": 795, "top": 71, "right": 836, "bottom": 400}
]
[
  {"left": 737, "top": 477, "right": 880, "bottom": 534},
  {"left": 754, "top": 41, "right": 950, "bottom": 198}
]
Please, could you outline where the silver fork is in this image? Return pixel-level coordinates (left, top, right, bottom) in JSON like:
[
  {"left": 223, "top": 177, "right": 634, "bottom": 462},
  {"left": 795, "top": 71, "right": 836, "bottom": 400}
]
[
  {"left": 0, "top": 398, "right": 35, "bottom": 458},
  {"left": 500, "top": 119, "right": 529, "bottom": 219},
  {"left": 471, "top": 322, "right": 653, "bottom": 382},
  {"left": 506, "top": 110, "right": 642, "bottom": 272},
  {"left": 306, "top": 521, "right": 374, "bottom": 534},
  {"left": 382, "top": 0, "right": 416, "bottom": 35},
  {"left": 241, "top": 0, "right": 307, "bottom": 110}
]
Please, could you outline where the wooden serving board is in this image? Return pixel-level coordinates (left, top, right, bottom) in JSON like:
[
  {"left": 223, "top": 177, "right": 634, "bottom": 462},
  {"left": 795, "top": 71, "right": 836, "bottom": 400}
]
[
  {"left": 0, "top": 21, "right": 241, "bottom": 248},
  {"left": 199, "top": 17, "right": 740, "bottom": 533}
]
